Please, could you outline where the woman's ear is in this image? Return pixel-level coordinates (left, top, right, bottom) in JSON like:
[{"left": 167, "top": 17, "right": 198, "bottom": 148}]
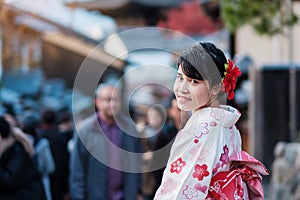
[{"left": 212, "top": 83, "right": 222, "bottom": 96}]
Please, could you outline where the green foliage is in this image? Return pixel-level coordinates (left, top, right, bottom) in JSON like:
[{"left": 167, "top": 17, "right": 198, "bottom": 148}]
[{"left": 221, "top": 0, "right": 298, "bottom": 36}]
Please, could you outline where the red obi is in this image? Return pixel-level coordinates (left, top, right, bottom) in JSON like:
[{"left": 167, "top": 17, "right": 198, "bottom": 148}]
[{"left": 206, "top": 151, "right": 269, "bottom": 200}]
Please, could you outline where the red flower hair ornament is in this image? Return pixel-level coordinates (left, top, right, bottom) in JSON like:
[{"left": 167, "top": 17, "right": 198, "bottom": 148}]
[{"left": 222, "top": 59, "right": 241, "bottom": 100}]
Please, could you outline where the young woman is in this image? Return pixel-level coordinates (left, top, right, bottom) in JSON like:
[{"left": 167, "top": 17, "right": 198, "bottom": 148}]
[{"left": 154, "top": 42, "right": 268, "bottom": 200}]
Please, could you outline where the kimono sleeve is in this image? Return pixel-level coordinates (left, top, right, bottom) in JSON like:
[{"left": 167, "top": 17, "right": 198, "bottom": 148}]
[{"left": 154, "top": 109, "right": 223, "bottom": 200}]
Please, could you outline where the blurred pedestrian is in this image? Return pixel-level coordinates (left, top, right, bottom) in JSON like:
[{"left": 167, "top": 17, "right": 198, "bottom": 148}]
[
  {"left": 140, "top": 105, "right": 167, "bottom": 200},
  {"left": 69, "top": 83, "right": 142, "bottom": 200},
  {"left": 143, "top": 105, "right": 166, "bottom": 147},
  {"left": 21, "top": 112, "right": 55, "bottom": 200},
  {"left": 0, "top": 116, "right": 46, "bottom": 200},
  {"left": 57, "top": 109, "right": 74, "bottom": 199},
  {"left": 57, "top": 109, "right": 74, "bottom": 144},
  {"left": 4, "top": 113, "right": 35, "bottom": 157},
  {"left": 39, "top": 109, "right": 69, "bottom": 200},
  {"left": 154, "top": 42, "right": 268, "bottom": 199}
]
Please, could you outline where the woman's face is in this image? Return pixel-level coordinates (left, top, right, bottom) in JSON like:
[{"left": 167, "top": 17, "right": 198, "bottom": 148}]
[{"left": 174, "top": 65, "right": 211, "bottom": 113}]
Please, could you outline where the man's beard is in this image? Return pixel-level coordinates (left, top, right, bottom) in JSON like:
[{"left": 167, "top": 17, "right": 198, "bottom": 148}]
[{"left": 103, "top": 109, "right": 116, "bottom": 121}]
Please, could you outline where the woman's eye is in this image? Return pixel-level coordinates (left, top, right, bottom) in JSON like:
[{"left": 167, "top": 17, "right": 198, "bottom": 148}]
[
  {"left": 190, "top": 79, "right": 199, "bottom": 84},
  {"left": 177, "top": 75, "right": 183, "bottom": 80}
]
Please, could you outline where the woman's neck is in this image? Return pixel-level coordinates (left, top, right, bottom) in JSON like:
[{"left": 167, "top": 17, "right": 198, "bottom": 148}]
[{"left": 192, "top": 100, "right": 220, "bottom": 114}]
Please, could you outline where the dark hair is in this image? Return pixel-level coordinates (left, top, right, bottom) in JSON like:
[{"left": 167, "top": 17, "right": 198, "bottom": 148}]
[
  {"left": 41, "top": 109, "right": 57, "bottom": 125},
  {"left": 57, "top": 110, "right": 71, "bottom": 124},
  {"left": 0, "top": 116, "right": 11, "bottom": 138},
  {"left": 22, "top": 115, "right": 40, "bottom": 136},
  {"left": 177, "top": 42, "right": 227, "bottom": 88}
]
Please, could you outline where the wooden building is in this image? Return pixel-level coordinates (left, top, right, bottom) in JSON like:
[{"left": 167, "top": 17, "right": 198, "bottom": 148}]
[{"left": 0, "top": 0, "right": 126, "bottom": 91}]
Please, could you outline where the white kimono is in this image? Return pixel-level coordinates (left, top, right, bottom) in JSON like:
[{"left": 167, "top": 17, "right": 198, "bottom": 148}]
[{"left": 154, "top": 105, "right": 242, "bottom": 200}]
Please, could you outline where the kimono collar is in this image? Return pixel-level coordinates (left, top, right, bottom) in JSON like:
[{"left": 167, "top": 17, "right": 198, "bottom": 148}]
[
  {"left": 192, "top": 105, "right": 241, "bottom": 128},
  {"left": 219, "top": 105, "right": 241, "bottom": 128}
]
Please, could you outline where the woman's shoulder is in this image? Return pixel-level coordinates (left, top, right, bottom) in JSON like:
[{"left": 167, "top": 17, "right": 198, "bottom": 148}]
[
  {"left": 190, "top": 106, "right": 241, "bottom": 128},
  {"left": 186, "top": 107, "right": 215, "bottom": 126}
]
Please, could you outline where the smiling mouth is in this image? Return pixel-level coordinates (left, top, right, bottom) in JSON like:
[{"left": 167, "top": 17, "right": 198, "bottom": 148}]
[{"left": 177, "top": 95, "right": 191, "bottom": 102}]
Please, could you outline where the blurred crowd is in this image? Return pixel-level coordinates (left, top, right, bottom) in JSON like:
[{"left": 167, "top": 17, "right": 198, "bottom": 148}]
[
  {"left": 0, "top": 107, "right": 73, "bottom": 200},
  {"left": 0, "top": 82, "right": 190, "bottom": 200}
]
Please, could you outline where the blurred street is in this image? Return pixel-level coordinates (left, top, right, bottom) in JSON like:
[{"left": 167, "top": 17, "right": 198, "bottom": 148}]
[{"left": 1, "top": 0, "right": 300, "bottom": 199}]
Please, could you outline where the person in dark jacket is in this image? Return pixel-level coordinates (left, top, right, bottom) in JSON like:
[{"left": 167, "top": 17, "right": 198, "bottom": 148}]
[
  {"left": 69, "top": 83, "right": 143, "bottom": 200},
  {"left": 38, "top": 109, "right": 69, "bottom": 200},
  {"left": 0, "top": 116, "right": 46, "bottom": 200}
]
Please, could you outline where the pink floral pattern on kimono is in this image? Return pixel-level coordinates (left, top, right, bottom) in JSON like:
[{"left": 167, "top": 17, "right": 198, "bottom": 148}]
[
  {"left": 182, "top": 185, "right": 198, "bottom": 199},
  {"left": 220, "top": 145, "right": 229, "bottom": 166},
  {"left": 194, "top": 183, "right": 207, "bottom": 194},
  {"left": 212, "top": 145, "right": 230, "bottom": 174},
  {"left": 157, "top": 178, "right": 179, "bottom": 195},
  {"left": 170, "top": 158, "right": 186, "bottom": 174},
  {"left": 154, "top": 106, "right": 251, "bottom": 200},
  {"left": 210, "top": 108, "right": 225, "bottom": 121},
  {"left": 192, "top": 164, "right": 210, "bottom": 181},
  {"left": 194, "top": 122, "right": 209, "bottom": 138}
]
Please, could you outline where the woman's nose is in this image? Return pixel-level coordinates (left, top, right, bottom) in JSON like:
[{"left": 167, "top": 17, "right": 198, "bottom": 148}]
[{"left": 178, "top": 81, "right": 189, "bottom": 93}]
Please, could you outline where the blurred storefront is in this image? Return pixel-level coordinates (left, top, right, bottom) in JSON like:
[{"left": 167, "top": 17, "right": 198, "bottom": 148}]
[{"left": 0, "top": 0, "right": 126, "bottom": 115}]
